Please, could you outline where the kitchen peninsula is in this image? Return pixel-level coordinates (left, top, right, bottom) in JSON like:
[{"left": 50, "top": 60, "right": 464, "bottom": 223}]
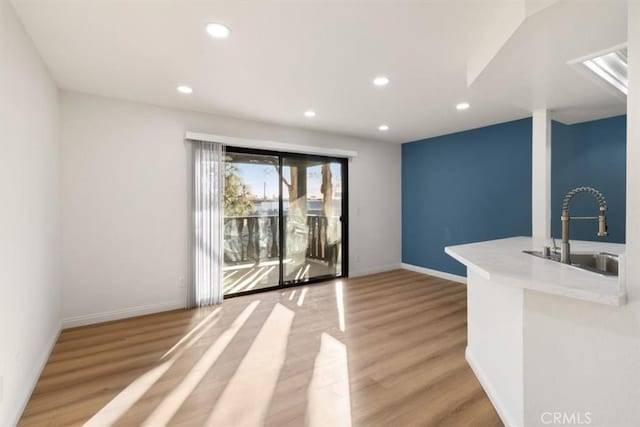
[{"left": 446, "top": 236, "right": 630, "bottom": 426}]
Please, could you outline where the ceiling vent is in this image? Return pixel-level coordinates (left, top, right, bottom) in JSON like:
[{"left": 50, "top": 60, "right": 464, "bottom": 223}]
[{"left": 569, "top": 44, "right": 628, "bottom": 97}]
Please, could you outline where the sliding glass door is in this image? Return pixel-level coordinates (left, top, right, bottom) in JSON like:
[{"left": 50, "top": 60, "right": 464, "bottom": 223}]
[
  {"left": 222, "top": 152, "right": 280, "bottom": 295},
  {"left": 223, "top": 148, "right": 347, "bottom": 297},
  {"left": 282, "top": 156, "right": 344, "bottom": 283}
]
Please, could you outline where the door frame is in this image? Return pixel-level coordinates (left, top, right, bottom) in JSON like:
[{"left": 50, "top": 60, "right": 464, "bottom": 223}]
[{"left": 223, "top": 146, "right": 349, "bottom": 298}]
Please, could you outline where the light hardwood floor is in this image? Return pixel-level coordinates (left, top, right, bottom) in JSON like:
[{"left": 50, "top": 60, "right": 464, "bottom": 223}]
[{"left": 20, "top": 270, "right": 502, "bottom": 426}]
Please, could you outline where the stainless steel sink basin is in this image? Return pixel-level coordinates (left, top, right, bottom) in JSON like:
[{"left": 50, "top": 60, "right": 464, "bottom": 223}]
[{"left": 523, "top": 250, "right": 619, "bottom": 276}]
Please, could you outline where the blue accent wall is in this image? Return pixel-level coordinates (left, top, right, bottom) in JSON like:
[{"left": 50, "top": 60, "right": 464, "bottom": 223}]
[
  {"left": 551, "top": 115, "right": 626, "bottom": 243},
  {"left": 402, "top": 118, "right": 533, "bottom": 277}
]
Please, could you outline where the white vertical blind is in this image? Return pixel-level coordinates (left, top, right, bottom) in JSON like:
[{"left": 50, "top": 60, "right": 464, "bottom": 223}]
[{"left": 191, "top": 140, "right": 225, "bottom": 307}]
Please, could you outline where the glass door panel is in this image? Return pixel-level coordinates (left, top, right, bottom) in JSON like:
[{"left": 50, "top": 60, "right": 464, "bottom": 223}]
[
  {"left": 282, "top": 157, "right": 343, "bottom": 283},
  {"left": 223, "top": 152, "right": 280, "bottom": 295}
]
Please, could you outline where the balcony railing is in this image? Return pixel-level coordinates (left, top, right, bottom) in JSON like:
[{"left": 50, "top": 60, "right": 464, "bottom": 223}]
[{"left": 224, "top": 214, "right": 340, "bottom": 266}]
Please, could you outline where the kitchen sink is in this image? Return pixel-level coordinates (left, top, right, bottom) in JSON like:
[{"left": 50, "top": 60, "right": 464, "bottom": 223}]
[{"left": 523, "top": 250, "right": 619, "bottom": 276}]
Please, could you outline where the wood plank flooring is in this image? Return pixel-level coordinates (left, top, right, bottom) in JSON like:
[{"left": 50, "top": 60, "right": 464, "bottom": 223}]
[{"left": 19, "top": 270, "right": 502, "bottom": 426}]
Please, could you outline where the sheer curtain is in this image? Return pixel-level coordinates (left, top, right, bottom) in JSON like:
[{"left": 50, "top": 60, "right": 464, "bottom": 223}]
[{"left": 190, "top": 140, "right": 225, "bottom": 307}]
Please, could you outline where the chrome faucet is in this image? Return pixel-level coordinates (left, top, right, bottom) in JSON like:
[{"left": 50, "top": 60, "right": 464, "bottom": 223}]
[{"left": 560, "top": 187, "right": 608, "bottom": 264}]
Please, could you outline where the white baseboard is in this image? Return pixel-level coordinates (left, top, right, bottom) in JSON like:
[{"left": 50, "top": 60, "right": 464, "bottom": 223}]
[
  {"left": 349, "top": 263, "right": 402, "bottom": 278},
  {"left": 401, "top": 263, "right": 467, "bottom": 284},
  {"left": 62, "top": 300, "right": 185, "bottom": 329},
  {"left": 465, "top": 347, "right": 519, "bottom": 427},
  {"left": 12, "top": 322, "right": 61, "bottom": 427}
]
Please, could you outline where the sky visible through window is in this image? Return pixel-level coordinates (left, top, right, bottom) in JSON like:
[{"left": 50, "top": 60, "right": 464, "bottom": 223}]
[{"left": 234, "top": 162, "right": 342, "bottom": 200}]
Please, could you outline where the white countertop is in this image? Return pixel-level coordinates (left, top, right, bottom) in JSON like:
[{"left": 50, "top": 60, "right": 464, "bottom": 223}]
[{"left": 445, "top": 236, "right": 627, "bottom": 306}]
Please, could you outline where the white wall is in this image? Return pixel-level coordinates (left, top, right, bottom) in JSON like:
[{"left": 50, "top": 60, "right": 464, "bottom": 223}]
[
  {"left": 627, "top": 0, "right": 640, "bottom": 309},
  {"left": 0, "top": 0, "right": 61, "bottom": 425},
  {"left": 466, "top": 270, "right": 523, "bottom": 427},
  {"left": 523, "top": 289, "right": 639, "bottom": 426},
  {"left": 531, "top": 109, "right": 551, "bottom": 247},
  {"left": 60, "top": 92, "right": 401, "bottom": 326}
]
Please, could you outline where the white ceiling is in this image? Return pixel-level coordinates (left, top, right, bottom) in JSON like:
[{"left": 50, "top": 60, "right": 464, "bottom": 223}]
[{"left": 11, "top": 0, "right": 627, "bottom": 143}]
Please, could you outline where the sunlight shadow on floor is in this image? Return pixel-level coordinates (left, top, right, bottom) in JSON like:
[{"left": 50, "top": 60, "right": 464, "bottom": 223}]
[
  {"left": 82, "top": 308, "right": 222, "bottom": 426},
  {"left": 306, "top": 333, "right": 352, "bottom": 427},
  {"left": 140, "top": 301, "right": 260, "bottom": 427},
  {"left": 297, "top": 287, "right": 308, "bottom": 306},
  {"left": 205, "top": 303, "right": 295, "bottom": 426},
  {"left": 335, "top": 281, "right": 346, "bottom": 332},
  {"left": 161, "top": 308, "right": 221, "bottom": 360}
]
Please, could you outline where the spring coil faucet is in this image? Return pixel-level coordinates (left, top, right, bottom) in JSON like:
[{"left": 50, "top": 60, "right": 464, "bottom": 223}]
[{"left": 560, "top": 187, "right": 608, "bottom": 264}]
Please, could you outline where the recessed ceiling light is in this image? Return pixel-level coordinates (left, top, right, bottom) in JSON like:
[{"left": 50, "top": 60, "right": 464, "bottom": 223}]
[
  {"left": 177, "top": 85, "right": 193, "bottom": 94},
  {"left": 206, "top": 23, "right": 231, "bottom": 39},
  {"left": 304, "top": 110, "right": 316, "bottom": 118},
  {"left": 378, "top": 124, "right": 389, "bottom": 131},
  {"left": 582, "top": 47, "right": 628, "bottom": 95},
  {"left": 456, "top": 102, "right": 470, "bottom": 110},
  {"left": 373, "top": 76, "right": 390, "bottom": 87}
]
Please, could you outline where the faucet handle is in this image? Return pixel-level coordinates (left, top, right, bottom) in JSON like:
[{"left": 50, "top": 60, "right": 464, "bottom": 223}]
[{"left": 551, "top": 237, "right": 560, "bottom": 253}]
